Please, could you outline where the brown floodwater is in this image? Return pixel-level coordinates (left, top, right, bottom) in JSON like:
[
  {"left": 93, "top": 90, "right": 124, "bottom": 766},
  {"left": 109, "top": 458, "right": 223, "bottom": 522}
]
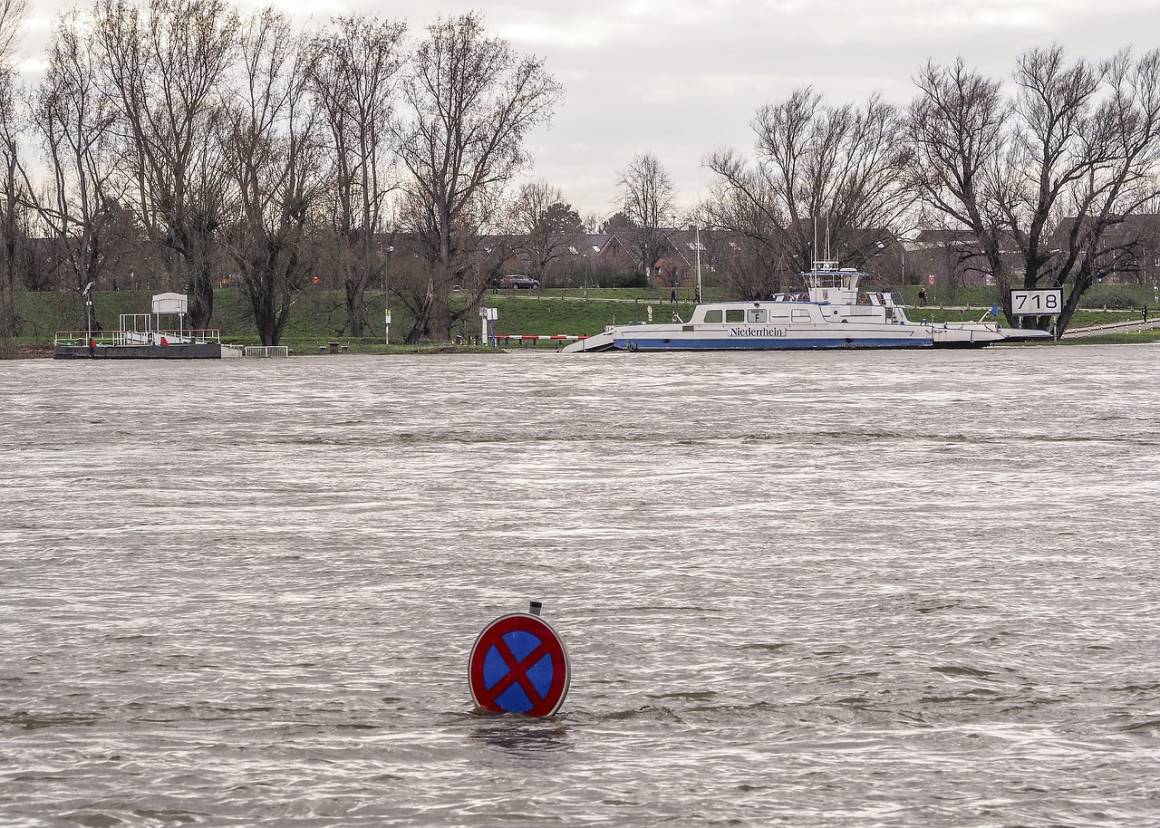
[{"left": 1, "top": 346, "right": 1158, "bottom": 825}]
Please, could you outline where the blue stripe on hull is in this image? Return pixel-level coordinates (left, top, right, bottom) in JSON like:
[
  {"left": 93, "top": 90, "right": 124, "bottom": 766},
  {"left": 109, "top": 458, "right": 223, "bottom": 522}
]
[{"left": 614, "top": 337, "right": 933, "bottom": 350}]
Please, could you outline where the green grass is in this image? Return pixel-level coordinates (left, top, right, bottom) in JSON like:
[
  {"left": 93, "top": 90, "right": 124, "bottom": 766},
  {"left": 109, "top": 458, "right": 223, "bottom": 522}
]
[
  {"left": 907, "top": 306, "right": 1140, "bottom": 328},
  {"left": 893, "top": 282, "right": 1159, "bottom": 310},
  {"left": 1055, "top": 329, "right": 1160, "bottom": 345},
  {"left": 496, "top": 286, "right": 730, "bottom": 302},
  {"left": 487, "top": 294, "right": 694, "bottom": 336}
]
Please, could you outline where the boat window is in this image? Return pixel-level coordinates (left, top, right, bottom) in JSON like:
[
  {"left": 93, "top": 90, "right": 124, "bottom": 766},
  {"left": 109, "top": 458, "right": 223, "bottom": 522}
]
[
  {"left": 703, "top": 309, "right": 723, "bottom": 323},
  {"left": 768, "top": 308, "right": 790, "bottom": 319},
  {"left": 747, "top": 308, "right": 767, "bottom": 323},
  {"left": 725, "top": 309, "right": 745, "bottom": 323},
  {"left": 791, "top": 309, "right": 812, "bottom": 322}
]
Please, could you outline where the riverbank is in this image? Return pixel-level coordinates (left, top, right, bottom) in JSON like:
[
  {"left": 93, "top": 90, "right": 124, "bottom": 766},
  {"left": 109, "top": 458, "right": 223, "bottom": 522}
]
[{"left": 2, "top": 286, "right": 1153, "bottom": 358}]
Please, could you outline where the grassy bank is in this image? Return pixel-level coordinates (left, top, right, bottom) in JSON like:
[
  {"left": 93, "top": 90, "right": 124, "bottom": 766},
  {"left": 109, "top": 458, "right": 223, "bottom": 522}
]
[
  {"left": 892, "top": 282, "right": 1158, "bottom": 310},
  {"left": 5, "top": 287, "right": 692, "bottom": 353},
  {"left": 911, "top": 306, "right": 1140, "bottom": 328},
  {"left": 2, "top": 286, "right": 1152, "bottom": 357},
  {"left": 1055, "top": 329, "right": 1160, "bottom": 345}
]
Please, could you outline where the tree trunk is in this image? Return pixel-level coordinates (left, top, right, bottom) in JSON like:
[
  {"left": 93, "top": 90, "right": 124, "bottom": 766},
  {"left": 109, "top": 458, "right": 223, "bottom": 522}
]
[
  {"left": 404, "top": 277, "right": 434, "bottom": 343},
  {"left": 346, "top": 268, "right": 366, "bottom": 338},
  {"left": 0, "top": 265, "right": 16, "bottom": 336},
  {"left": 188, "top": 264, "right": 215, "bottom": 332}
]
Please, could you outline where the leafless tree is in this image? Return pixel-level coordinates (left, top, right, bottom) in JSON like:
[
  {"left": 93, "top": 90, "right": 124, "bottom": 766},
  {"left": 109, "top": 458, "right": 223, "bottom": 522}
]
[
  {"left": 94, "top": 0, "right": 239, "bottom": 330},
  {"left": 394, "top": 12, "right": 561, "bottom": 342},
  {"left": 617, "top": 152, "right": 675, "bottom": 282},
  {"left": 27, "top": 12, "right": 128, "bottom": 295},
  {"left": 308, "top": 15, "right": 405, "bottom": 337},
  {"left": 706, "top": 88, "right": 915, "bottom": 288},
  {"left": 694, "top": 185, "right": 788, "bottom": 298},
  {"left": 909, "top": 47, "right": 1160, "bottom": 333},
  {"left": 0, "top": 0, "right": 26, "bottom": 336},
  {"left": 509, "top": 179, "right": 583, "bottom": 283},
  {"left": 221, "top": 9, "right": 321, "bottom": 345}
]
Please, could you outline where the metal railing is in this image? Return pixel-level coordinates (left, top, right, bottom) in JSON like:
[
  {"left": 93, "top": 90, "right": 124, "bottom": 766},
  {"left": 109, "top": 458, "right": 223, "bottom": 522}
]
[
  {"left": 53, "top": 329, "right": 221, "bottom": 347},
  {"left": 243, "top": 345, "right": 289, "bottom": 358}
]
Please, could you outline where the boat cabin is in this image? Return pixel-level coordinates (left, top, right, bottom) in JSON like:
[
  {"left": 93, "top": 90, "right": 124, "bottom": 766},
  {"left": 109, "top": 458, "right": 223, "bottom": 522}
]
[{"left": 688, "top": 263, "right": 910, "bottom": 327}]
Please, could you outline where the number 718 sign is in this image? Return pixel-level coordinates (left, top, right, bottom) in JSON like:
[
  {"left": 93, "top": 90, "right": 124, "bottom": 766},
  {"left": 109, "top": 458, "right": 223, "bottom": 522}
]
[{"left": 1010, "top": 288, "right": 1063, "bottom": 316}]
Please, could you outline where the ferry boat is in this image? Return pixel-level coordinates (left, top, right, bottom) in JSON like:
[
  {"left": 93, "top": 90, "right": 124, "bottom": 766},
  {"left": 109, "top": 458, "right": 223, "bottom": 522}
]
[{"left": 562, "top": 262, "right": 1051, "bottom": 352}]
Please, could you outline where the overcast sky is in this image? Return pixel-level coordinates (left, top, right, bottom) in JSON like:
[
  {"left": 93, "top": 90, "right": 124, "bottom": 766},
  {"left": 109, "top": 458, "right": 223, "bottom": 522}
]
[{"left": 15, "top": 0, "right": 1160, "bottom": 218}]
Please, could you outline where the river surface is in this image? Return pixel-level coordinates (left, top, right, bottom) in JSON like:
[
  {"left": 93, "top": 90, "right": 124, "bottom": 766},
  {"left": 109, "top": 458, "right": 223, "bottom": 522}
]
[{"left": 1, "top": 346, "right": 1159, "bottom": 826}]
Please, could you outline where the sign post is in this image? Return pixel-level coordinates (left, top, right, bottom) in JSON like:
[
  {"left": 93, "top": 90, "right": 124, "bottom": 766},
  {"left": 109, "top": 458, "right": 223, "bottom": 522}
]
[
  {"left": 1009, "top": 288, "right": 1064, "bottom": 339},
  {"left": 479, "top": 307, "right": 497, "bottom": 347},
  {"left": 468, "top": 602, "right": 570, "bottom": 717}
]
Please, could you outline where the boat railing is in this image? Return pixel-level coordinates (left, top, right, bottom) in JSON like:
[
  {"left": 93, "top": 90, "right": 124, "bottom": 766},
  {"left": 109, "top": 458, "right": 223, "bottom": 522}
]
[{"left": 54, "top": 330, "right": 120, "bottom": 347}]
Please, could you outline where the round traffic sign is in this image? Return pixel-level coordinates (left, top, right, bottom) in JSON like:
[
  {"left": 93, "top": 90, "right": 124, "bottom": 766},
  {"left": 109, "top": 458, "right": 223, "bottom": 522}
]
[{"left": 469, "top": 612, "right": 570, "bottom": 717}]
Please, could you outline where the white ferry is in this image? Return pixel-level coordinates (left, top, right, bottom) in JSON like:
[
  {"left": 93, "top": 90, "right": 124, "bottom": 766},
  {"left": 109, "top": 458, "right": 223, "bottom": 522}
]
[{"left": 562, "top": 262, "right": 1051, "bottom": 352}]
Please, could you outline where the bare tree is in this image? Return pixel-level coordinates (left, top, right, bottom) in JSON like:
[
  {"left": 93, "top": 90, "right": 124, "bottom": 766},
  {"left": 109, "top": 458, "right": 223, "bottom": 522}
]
[
  {"left": 28, "top": 12, "right": 128, "bottom": 295},
  {"left": 0, "top": 0, "right": 26, "bottom": 337},
  {"left": 706, "top": 89, "right": 915, "bottom": 288},
  {"left": 308, "top": 15, "right": 405, "bottom": 337},
  {"left": 509, "top": 179, "right": 583, "bottom": 283},
  {"left": 94, "top": 0, "right": 239, "bottom": 330},
  {"left": 617, "top": 152, "right": 675, "bottom": 282},
  {"left": 221, "top": 9, "right": 321, "bottom": 345},
  {"left": 909, "top": 47, "right": 1160, "bottom": 333},
  {"left": 394, "top": 13, "right": 561, "bottom": 342},
  {"left": 694, "top": 185, "right": 788, "bottom": 298}
]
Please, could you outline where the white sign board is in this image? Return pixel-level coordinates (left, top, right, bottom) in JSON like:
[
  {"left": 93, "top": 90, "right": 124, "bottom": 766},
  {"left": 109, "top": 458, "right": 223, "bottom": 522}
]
[
  {"left": 1009, "top": 289, "right": 1063, "bottom": 316},
  {"left": 479, "top": 307, "right": 498, "bottom": 321},
  {"left": 384, "top": 310, "right": 392, "bottom": 324},
  {"left": 152, "top": 292, "right": 188, "bottom": 315}
]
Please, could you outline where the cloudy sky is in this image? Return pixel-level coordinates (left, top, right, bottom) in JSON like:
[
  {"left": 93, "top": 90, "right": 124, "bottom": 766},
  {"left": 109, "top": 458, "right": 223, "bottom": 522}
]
[{"left": 15, "top": 0, "right": 1160, "bottom": 218}]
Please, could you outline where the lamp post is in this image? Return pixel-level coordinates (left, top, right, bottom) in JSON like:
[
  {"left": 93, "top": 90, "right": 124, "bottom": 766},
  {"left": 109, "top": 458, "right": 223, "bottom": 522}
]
[
  {"left": 380, "top": 240, "right": 394, "bottom": 345},
  {"left": 82, "top": 281, "right": 94, "bottom": 343}
]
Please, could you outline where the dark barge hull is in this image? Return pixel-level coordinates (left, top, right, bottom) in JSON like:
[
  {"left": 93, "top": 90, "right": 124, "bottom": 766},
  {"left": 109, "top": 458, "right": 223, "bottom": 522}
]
[{"left": 54, "top": 343, "right": 222, "bottom": 359}]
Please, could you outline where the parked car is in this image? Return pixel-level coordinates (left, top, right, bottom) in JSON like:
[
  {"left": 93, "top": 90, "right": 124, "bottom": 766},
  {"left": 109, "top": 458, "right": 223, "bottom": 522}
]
[{"left": 497, "top": 274, "right": 540, "bottom": 290}]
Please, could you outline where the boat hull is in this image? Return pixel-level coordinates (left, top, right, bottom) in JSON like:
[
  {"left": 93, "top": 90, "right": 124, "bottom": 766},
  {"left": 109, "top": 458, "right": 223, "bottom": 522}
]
[
  {"left": 53, "top": 343, "right": 223, "bottom": 360},
  {"left": 612, "top": 335, "right": 933, "bottom": 350}
]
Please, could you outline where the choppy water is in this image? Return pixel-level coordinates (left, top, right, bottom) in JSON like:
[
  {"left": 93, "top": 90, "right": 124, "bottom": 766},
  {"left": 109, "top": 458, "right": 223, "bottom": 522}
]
[{"left": 2, "top": 346, "right": 1159, "bottom": 826}]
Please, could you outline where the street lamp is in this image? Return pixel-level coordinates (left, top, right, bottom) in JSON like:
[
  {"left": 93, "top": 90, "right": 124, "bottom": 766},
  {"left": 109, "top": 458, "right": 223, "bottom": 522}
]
[
  {"left": 81, "top": 281, "right": 94, "bottom": 343},
  {"left": 380, "top": 240, "right": 394, "bottom": 345}
]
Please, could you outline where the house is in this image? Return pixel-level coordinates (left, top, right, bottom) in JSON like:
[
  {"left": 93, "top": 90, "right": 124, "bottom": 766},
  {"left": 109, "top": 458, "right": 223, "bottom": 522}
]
[{"left": 1048, "top": 214, "right": 1160, "bottom": 284}]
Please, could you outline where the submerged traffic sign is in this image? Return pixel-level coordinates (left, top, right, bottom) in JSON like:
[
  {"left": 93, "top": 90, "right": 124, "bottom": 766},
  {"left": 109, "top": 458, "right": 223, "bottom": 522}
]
[{"left": 469, "top": 607, "right": 570, "bottom": 717}]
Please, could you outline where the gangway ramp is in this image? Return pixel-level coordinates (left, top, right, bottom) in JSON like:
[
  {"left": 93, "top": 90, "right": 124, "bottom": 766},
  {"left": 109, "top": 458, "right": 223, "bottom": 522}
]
[{"left": 560, "top": 330, "right": 616, "bottom": 352}]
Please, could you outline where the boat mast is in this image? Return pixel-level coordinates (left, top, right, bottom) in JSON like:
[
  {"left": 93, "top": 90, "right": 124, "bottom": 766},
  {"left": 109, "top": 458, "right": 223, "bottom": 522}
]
[{"left": 695, "top": 224, "right": 702, "bottom": 301}]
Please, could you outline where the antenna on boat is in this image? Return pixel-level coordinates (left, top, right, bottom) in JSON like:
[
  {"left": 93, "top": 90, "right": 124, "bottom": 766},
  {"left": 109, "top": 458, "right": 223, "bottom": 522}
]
[
  {"left": 825, "top": 214, "right": 831, "bottom": 263},
  {"left": 694, "top": 223, "right": 703, "bottom": 303}
]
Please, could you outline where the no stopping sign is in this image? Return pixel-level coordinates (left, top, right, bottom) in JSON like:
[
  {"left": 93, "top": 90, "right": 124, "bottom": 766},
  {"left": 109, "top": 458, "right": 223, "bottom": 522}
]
[{"left": 468, "top": 612, "right": 570, "bottom": 717}]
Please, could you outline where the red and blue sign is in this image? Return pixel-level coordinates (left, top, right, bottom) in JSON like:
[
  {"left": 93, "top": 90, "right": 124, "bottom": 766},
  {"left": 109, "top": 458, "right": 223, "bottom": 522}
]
[{"left": 469, "top": 612, "right": 570, "bottom": 717}]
